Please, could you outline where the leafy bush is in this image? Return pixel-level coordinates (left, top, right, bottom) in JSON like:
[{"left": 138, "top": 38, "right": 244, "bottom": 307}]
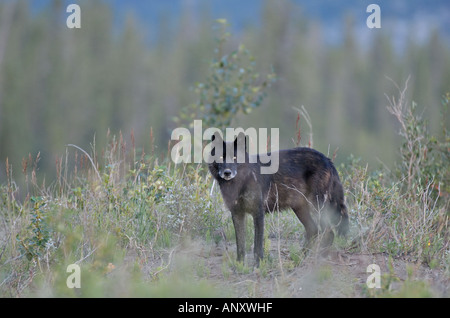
[
  {"left": 386, "top": 78, "right": 449, "bottom": 196},
  {"left": 342, "top": 82, "right": 449, "bottom": 269},
  {"left": 176, "top": 19, "right": 276, "bottom": 129}
]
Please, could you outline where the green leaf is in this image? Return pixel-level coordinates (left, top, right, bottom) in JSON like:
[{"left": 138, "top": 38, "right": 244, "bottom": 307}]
[{"left": 215, "top": 18, "right": 228, "bottom": 24}]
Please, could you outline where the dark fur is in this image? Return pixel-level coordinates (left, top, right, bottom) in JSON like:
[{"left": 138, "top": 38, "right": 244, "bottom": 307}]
[{"left": 208, "top": 132, "right": 349, "bottom": 265}]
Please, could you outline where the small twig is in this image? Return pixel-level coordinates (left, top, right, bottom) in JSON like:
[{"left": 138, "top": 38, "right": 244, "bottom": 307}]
[
  {"left": 210, "top": 179, "right": 216, "bottom": 196},
  {"left": 75, "top": 246, "right": 99, "bottom": 265},
  {"left": 153, "top": 247, "right": 177, "bottom": 277},
  {"left": 324, "top": 260, "right": 359, "bottom": 266},
  {"left": 66, "top": 144, "right": 102, "bottom": 183},
  {"left": 233, "top": 279, "right": 257, "bottom": 286},
  {"left": 0, "top": 233, "right": 10, "bottom": 264},
  {"left": 292, "top": 106, "right": 313, "bottom": 148}
]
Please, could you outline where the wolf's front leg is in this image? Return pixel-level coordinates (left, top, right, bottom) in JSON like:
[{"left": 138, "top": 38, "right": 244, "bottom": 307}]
[
  {"left": 232, "top": 211, "right": 246, "bottom": 263},
  {"left": 253, "top": 209, "right": 264, "bottom": 267}
]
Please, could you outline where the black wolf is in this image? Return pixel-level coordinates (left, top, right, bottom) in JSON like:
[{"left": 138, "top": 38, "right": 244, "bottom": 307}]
[{"left": 208, "top": 132, "right": 348, "bottom": 265}]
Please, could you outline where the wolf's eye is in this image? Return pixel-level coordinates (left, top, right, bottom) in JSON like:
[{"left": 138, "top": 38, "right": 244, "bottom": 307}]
[{"left": 219, "top": 155, "right": 236, "bottom": 160}]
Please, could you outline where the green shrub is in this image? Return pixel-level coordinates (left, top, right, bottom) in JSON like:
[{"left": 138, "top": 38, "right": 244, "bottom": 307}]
[{"left": 176, "top": 19, "right": 276, "bottom": 129}]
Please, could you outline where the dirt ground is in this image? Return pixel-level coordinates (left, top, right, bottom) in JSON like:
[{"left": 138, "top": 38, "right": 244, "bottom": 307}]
[{"left": 170, "top": 238, "right": 449, "bottom": 298}]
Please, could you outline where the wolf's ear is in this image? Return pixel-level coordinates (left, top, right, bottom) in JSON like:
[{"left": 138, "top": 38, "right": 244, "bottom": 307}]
[
  {"left": 234, "top": 132, "right": 247, "bottom": 151},
  {"left": 211, "top": 131, "right": 223, "bottom": 157},
  {"left": 212, "top": 131, "right": 223, "bottom": 143}
]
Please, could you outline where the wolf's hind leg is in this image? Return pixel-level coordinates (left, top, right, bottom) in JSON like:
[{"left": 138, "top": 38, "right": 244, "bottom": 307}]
[{"left": 292, "top": 207, "right": 318, "bottom": 244}]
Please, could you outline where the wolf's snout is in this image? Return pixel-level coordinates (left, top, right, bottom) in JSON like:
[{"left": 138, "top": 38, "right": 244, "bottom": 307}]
[{"left": 221, "top": 168, "right": 235, "bottom": 180}]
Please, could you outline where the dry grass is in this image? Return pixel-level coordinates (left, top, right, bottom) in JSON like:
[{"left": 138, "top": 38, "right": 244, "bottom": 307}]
[{"left": 0, "top": 84, "right": 449, "bottom": 297}]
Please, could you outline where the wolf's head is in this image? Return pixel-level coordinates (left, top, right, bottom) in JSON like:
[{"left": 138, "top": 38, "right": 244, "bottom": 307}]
[{"left": 209, "top": 132, "right": 247, "bottom": 181}]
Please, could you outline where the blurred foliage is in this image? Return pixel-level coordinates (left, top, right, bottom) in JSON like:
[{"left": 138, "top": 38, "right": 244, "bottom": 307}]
[
  {"left": 0, "top": 0, "right": 449, "bottom": 185},
  {"left": 0, "top": 88, "right": 448, "bottom": 298},
  {"left": 176, "top": 19, "right": 276, "bottom": 129},
  {"left": 0, "top": 130, "right": 231, "bottom": 297},
  {"left": 17, "top": 196, "right": 53, "bottom": 261}
]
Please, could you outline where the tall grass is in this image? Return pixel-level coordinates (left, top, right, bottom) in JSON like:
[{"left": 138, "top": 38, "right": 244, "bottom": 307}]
[
  {"left": 343, "top": 80, "right": 449, "bottom": 269},
  {"left": 0, "top": 83, "right": 449, "bottom": 297},
  {"left": 0, "top": 132, "right": 230, "bottom": 297}
]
